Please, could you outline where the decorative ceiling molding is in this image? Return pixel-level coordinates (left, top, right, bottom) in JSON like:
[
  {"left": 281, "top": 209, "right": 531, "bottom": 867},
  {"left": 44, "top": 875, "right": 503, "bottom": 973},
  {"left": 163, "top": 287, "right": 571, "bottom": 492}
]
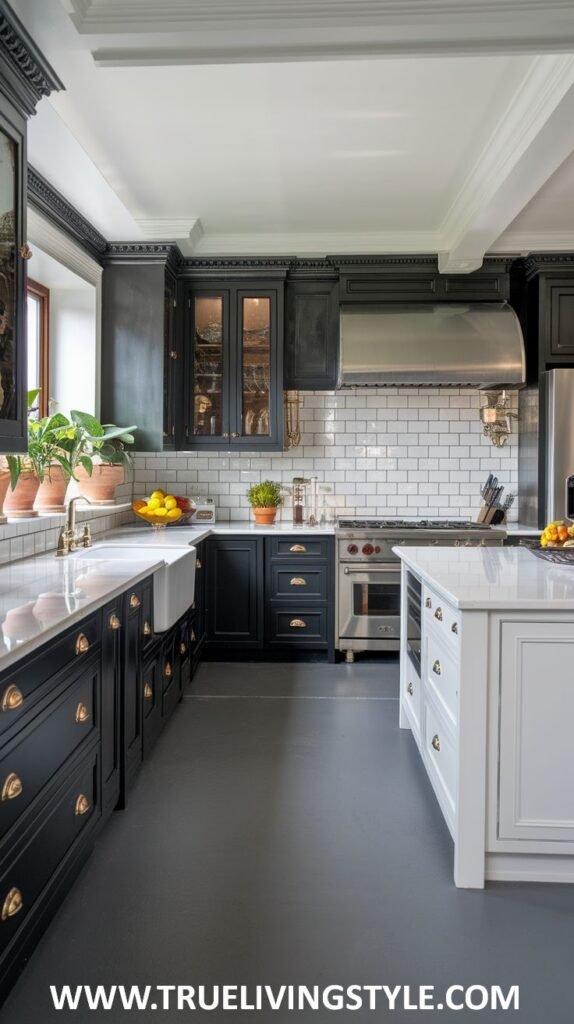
[
  {"left": 189, "top": 230, "right": 441, "bottom": 258},
  {"left": 439, "top": 54, "right": 574, "bottom": 272},
  {"left": 27, "top": 208, "right": 102, "bottom": 288},
  {"left": 515, "top": 251, "right": 574, "bottom": 279},
  {"left": 490, "top": 231, "right": 574, "bottom": 254},
  {"left": 27, "top": 166, "right": 107, "bottom": 261},
  {"left": 102, "top": 242, "right": 183, "bottom": 272},
  {"left": 135, "top": 217, "right": 203, "bottom": 248},
  {"left": 0, "top": 0, "right": 63, "bottom": 116}
]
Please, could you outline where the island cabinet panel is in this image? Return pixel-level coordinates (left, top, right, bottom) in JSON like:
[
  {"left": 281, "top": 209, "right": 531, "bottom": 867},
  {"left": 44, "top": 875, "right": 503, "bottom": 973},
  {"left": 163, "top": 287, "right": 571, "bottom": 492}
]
[
  {"left": 206, "top": 538, "right": 264, "bottom": 647},
  {"left": 498, "top": 621, "right": 574, "bottom": 844},
  {"left": 142, "top": 650, "right": 162, "bottom": 758},
  {"left": 284, "top": 279, "right": 339, "bottom": 390},
  {"left": 100, "top": 600, "right": 122, "bottom": 820},
  {"left": 120, "top": 580, "right": 153, "bottom": 799}
]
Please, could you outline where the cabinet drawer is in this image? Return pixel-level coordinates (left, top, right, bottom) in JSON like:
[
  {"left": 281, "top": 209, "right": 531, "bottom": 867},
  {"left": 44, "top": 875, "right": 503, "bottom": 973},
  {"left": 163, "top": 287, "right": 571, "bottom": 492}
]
[
  {"left": 423, "top": 698, "right": 457, "bottom": 830},
  {"left": 0, "top": 660, "right": 98, "bottom": 841},
  {"left": 424, "top": 633, "right": 459, "bottom": 729},
  {"left": 267, "top": 607, "right": 328, "bottom": 645},
  {"left": 0, "top": 614, "right": 99, "bottom": 741},
  {"left": 268, "top": 563, "right": 328, "bottom": 601},
  {"left": 403, "top": 668, "right": 421, "bottom": 739},
  {"left": 423, "top": 587, "right": 460, "bottom": 653},
  {"left": 0, "top": 746, "right": 98, "bottom": 957},
  {"left": 142, "top": 657, "right": 162, "bottom": 757},
  {"left": 268, "top": 537, "right": 330, "bottom": 560}
]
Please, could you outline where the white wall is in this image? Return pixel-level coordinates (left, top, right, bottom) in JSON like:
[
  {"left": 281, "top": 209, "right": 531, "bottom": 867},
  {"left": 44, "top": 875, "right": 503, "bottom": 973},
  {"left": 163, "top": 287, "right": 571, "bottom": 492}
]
[{"left": 50, "top": 285, "right": 97, "bottom": 417}]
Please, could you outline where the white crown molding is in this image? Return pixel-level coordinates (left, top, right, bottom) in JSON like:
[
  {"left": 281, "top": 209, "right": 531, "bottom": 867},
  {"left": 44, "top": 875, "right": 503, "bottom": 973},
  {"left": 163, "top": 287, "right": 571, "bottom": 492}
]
[
  {"left": 187, "top": 229, "right": 440, "bottom": 257},
  {"left": 27, "top": 208, "right": 103, "bottom": 287},
  {"left": 438, "top": 54, "right": 574, "bottom": 272},
  {"left": 134, "top": 217, "right": 203, "bottom": 247},
  {"left": 489, "top": 230, "right": 574, "bottom": 254}
]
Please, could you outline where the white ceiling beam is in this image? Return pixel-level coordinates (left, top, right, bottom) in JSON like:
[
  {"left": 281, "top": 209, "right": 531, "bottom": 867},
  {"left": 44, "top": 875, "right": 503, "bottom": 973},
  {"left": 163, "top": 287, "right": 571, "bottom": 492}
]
[{"left": 439, "top": 55, "right": 574, "bottom": 273}]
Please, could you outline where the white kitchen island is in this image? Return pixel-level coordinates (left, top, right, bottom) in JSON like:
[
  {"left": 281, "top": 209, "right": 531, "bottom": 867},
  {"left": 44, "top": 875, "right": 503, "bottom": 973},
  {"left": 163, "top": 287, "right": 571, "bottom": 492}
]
[{"left": 394, "top": 544, "right": 574, "bottom": 889}]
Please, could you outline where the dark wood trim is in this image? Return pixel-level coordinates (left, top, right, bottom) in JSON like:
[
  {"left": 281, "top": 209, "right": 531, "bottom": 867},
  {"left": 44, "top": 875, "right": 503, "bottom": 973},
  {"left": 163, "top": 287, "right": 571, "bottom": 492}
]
[
  {"left": 102, "top": 242, "right": 182, "bottom": 275},
  {"left": 515, "top": 252, "right": 574, "bottom": 281},
  {"left": 27, "top": 166, "right": 107, "bottom": 261},
  {"left": 0, "top": 0, "right": 63, "bottom": 118},
  {"left": 27, "top": 277, "right": 49, "bottom": 417}
]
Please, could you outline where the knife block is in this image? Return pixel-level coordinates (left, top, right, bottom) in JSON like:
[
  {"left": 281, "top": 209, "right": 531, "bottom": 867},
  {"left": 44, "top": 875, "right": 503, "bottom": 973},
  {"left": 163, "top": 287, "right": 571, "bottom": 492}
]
[{"left": 477, "top": 504, "right": 505, "bottom": 525}]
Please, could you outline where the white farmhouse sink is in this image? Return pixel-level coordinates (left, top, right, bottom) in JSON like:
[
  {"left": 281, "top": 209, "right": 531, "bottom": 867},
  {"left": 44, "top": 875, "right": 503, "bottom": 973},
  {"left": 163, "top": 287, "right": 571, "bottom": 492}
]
[{"left": 73, "top": 544, "right": 196, "bottom": 632}]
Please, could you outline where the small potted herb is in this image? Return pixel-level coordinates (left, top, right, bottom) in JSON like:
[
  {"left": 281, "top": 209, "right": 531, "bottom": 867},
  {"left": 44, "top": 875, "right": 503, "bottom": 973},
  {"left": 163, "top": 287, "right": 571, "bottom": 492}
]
[{"left": 246, "top": 480, "right": 283, "bottom": 525}]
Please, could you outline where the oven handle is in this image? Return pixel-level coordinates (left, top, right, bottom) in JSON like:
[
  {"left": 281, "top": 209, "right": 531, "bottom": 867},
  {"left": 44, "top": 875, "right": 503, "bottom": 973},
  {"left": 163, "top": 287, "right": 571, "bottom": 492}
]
[{"left": 342, "top": 565, "right": 398, "bottom": 574}]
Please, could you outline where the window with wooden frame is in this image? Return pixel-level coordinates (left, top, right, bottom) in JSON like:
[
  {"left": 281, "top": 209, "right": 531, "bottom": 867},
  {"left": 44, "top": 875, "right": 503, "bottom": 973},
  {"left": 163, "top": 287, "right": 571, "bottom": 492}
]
[{"left": 27, "top": 279, "right": 50, "bottom": 418}]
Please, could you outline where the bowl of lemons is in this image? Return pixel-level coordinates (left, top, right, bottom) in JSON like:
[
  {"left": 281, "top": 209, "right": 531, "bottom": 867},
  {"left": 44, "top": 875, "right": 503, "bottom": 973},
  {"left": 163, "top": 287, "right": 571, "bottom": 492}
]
[{"left": 132, "top": 490, "right": 195, "bottom": 529}]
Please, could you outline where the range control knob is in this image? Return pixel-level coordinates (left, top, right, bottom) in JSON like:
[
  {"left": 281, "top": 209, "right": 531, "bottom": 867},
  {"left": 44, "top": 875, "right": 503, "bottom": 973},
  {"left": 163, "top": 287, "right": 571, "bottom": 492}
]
[
  {"left": 347, "top": 543, "right": 358, "bottom": 555},
  {"left": 362, "top": 543, "right": 374, "bottom": 556}
]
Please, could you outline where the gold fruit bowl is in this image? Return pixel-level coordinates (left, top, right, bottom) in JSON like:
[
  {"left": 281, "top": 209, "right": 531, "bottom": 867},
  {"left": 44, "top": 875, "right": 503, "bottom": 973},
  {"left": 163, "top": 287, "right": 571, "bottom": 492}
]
[{"left": 131, "top": 502, "right": 193, "bottom": 528}]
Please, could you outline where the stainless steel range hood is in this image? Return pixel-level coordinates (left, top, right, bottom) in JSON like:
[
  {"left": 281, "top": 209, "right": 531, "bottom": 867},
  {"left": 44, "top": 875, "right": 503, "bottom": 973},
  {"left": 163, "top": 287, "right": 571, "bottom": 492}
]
[{"left": 338, "top": 303, "right": 525, "bottom": 388}]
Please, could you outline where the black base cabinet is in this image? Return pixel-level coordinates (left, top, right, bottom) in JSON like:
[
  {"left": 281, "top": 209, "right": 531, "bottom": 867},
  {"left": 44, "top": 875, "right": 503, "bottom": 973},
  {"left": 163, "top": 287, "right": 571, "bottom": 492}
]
[{"left": 205, "top": 535, "right": 335, "bottom": 659}]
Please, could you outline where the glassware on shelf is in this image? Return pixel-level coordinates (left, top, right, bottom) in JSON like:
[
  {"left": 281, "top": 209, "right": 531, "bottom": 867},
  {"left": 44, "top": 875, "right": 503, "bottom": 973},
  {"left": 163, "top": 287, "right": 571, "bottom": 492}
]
[
  {"left": 241, "top": 297, "right": 271, "bottom": 437},
  {"left": 193, "top": 297, "right": 224, "bottom": 435}
]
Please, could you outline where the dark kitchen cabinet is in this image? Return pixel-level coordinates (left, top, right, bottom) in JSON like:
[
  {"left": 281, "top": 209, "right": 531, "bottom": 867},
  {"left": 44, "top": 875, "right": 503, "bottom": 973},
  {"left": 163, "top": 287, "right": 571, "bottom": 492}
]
[
  {"left": 120, "top": 582, "right": 150, "bottom": 799},
  {"left": 339, "top": 259, "right": 509, "bottom": 304},
  {"left": 544, "top": 278, "right": 574, "bottom": 357},
  {"left": 142, "top": 649, "right": 162, "bottom": 757},
  {"left": 285, "top": 278, "right": 339, "bottom": 390},
  {"left": 184, "top": 279, "right": 284, "bottom": 450},
  {"left": 100, "top": 599, "right": 122, "bottom": 820},
  {"left": 510, "top": 256, "right": 574, "bottom": 382},
  {"left": 101, "top": 256, "right": 181, "bottom": 451},
  {"left": 206, "top": 537, "right": 264, "bottom": 647}
]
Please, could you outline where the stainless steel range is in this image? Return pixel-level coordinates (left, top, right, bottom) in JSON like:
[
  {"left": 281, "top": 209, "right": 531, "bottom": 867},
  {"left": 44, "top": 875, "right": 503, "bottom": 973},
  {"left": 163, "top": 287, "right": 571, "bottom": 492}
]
[{"left": 336, "top": 518, "right": 505, "bottom": 661}]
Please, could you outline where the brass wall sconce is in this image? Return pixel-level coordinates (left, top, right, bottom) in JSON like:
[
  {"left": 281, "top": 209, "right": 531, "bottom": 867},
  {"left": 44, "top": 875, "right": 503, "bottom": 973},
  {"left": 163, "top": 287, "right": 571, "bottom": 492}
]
[
  {"left": 284, "top": 390, "right": 302, "bottom": 449},
  {"left": 480, "top": 390, "right": 518, "bottom": 448}
]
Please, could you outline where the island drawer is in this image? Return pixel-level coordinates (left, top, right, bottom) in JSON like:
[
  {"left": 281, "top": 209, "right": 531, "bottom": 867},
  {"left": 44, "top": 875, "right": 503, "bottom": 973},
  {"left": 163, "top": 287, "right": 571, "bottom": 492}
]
[
  {"left": 424, "top": 633, "right": 458, "bottom": 729},
  {"left": 0, "top": 658, "right": 99, "bottom": 841},
  {"left": 423, "top": 696, "right": 457, "bottom": 833},
  {"left": 423, "top": 586, "right": 460, "bottom": 653},
  {"left": 0, "top": 745, "right": 98, "bottom": 958},
  {"left": 142, "top": 655, "right": 162, "bottom": 757},
  {"left": 0, "top": 613, "right": 100, "bottom": 742},
  {"left": 267, "top": 538, "right": 330, "bottom": 561},
  {"left": 267, "top": 563, "right": 328, "bottom": 602},
  {"left": 403, "top": 667, "right": 421, "bottom": 740},
  {"left": 266, "top": 607, "right": 328, "bottom": 645}
]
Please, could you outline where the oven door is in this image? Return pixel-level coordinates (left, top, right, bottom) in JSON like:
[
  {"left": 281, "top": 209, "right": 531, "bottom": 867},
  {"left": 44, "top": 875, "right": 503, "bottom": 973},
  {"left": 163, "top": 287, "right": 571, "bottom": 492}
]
[{"left": 338, "top": 563, "right": 401, "bottom": 646}]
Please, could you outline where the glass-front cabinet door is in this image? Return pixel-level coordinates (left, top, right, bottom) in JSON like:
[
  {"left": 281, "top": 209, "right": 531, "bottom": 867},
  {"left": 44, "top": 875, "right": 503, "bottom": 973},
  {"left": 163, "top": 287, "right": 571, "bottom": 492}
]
[
  {"left": 186, "top": 281, "right": 283, "bottom": 450},
  {"left": 0, "top": 102, "right": 27, "bottom": 453}
]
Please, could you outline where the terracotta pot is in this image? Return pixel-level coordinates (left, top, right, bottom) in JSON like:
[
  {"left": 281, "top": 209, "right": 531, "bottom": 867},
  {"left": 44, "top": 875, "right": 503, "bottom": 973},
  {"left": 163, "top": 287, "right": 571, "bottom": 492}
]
[
  {"left": 0, "top": 468, "right": 10, "bottom": 524},
  {"left": 74, "top": 463, "right": 125, "bottom": 505},
  {"left": 35, "top": 464, "right": 69, "bottom": 514},
  {"left": 4, "top": 471, "right": 40, "bottom": 518},
  {"left": 252, "top": 506, "right": 278, "bottom": 525}
]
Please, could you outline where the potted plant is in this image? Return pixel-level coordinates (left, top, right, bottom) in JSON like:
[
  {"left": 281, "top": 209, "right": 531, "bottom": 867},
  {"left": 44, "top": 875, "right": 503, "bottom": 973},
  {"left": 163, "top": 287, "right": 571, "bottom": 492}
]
[
  {"left": 69, "top": 410, "right": 137, "bottom": 505},
  {"left": 0, "top": 456, "right": 11, "bottom": 524},
  {"left": 4, "top": 390, "right": 73, "bottom": 518},
  {"left": 246, "top": 480, "right": 283, "bottom": 525}
]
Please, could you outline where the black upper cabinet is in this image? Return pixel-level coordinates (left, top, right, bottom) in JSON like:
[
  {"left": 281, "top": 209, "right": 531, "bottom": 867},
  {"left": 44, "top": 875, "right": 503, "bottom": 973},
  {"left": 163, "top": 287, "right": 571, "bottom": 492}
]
[
  {"left": 101, "top": 254, "right": 180, "bottom": 452},
  {"left": 510, "top": 256, "right": 574, "bottom": 383},
  {"left": 338, "top": 258, "right": 510, "bottom": 305},
  {"left": 0, "top": 7, "right": 62, "bottom": 453},
  {"left": 285, "top": 278, "right": 339, "bottom": 390},
  {"left": 184, "top": 278, "right": 284, "bottom": 451}
]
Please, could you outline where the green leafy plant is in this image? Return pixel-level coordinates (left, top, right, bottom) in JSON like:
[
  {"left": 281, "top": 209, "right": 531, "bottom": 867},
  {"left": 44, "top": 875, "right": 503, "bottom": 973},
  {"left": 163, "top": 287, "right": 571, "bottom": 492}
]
[
  {"left": 66, "top": 410, "right": 137, "bottom": 477},
  {"left": 7, "top": 390, "right": 73, "bottom": 489},
  {"left": 246, "top": 480, "right": 283, "bottom": 508}
]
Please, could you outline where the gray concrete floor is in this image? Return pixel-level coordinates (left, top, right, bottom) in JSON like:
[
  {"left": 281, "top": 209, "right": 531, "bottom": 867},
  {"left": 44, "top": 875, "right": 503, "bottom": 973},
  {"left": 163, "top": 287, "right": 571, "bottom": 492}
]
[{"left": 3, "top": 659, "right": 574, "bottom": 1022}]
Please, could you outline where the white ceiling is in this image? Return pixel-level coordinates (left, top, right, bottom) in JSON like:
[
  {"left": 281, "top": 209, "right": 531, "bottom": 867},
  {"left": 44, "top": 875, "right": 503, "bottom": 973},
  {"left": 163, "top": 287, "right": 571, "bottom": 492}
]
[{"left": 11, "top": 0, "right": 574, "bottom": 263}]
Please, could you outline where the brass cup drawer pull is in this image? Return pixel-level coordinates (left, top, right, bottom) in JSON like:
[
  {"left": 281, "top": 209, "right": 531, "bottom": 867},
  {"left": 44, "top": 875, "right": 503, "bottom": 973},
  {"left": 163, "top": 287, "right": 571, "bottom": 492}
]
[
  {"left": 164, "top": 661, "right": 172, "bottom": 679},
  {"left": 425, "top": 597, "right": 432, "bottom": 609},
  {"left": 143, "top": 620, "right": 152, "bottom": 637},
  {"left": 144, "top": 683, "right": 153, "bottom": 700},
  {"left": 109, "top": 614, "right": 121, "bottom": 631},
  {"left": 434, "top": 607, "right": 443, "bottom": 621},
  {"left": 196, "top": 559, "right": 202, "bottom": 570},
  {"left": 130, "top": 593, "right": 141, "bottom": 610},
  {"left": 191, "top": 630, "right": 196, "bottom": 642},
  {"left": 432, "top": 660, "right": 441, "bottom": 676},
  {"left": 2, "top": 887, "right": 23, "bottom": 920},
  {"left": 1, "top": 773, "right": 23, "bottom": 801},
  {"left": 1, "top": 684, "right": 23, "bottom": 712},
  {"left": 406, "top": 682, "right": 414, "bottom": 697},
  {"left": 290, "top": 618, "right": 306, "bottom": 628},
  {"left": 75, "top": 794, "right": 90, "bottom": 816},
  {"left": 180, "top": 642, "right": 187, "bottom": 655},
  {"left": 75, "top": 633, "right": 90, "bottom": 656},
  {"left": 290, "top": 577, "right": 306, "bottom": 586},
  {"left": 75, "top": 702, "right": 90, "bottom": 724},
  {"left": 289, "top": 544, "right": 306, "bottom": 553},
  {"left": 431, "top": 734, "right": 441, "bottom": 753},
  {"left": 451, "top": 621, "right": 458, "bottom": 635}
]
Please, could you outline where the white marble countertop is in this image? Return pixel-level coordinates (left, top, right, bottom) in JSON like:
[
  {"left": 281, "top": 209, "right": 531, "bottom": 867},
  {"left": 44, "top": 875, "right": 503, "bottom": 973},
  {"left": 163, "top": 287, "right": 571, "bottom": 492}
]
[
  {"left": 393, "top": 544, "right": 574, "bottom": 610},
  {"left": 106, "top": 521, "right": 336, "bottom": 545},
  {"left": 492, "top": 522, "right": 541, "bottom": 537}
]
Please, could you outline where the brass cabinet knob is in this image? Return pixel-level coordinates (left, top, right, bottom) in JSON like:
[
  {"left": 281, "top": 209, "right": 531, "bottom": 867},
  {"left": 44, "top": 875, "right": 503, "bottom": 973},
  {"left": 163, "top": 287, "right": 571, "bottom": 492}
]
[
  {"left": 19, "top": 244, "right": 32, "bottom": 260},
  {"left": 109, "top": 614, "right": 121, "bottom": 631},
  {"left": 425, "top": 597, "right": 432, "bottom": 609},
  {"left": 222, "top": 432, "right": 229, "bottom": 439},
  {"left": 196, "top": 559, "right": 202, "bottom": 570},
  {"left": 170, "top": 350, "right": 177, "bottom": 360},
  {"left": 289, "top": 544, "right": 306, "bottom": 553},
  {"left": 180, "top": 642, "right": 187, "bottom": 655},
  {"left": 75, "top": 633, "right": 90, "bottom": 655},
  {"left": 144, "top": 683, "right": 153, "bottom": 700},
  {"left": 231, "top": 432, "right": 239, "bottom": 438},
  {"left": 451, "top": 621, "right": 458, "bottom": 635},
  {"left": 290, "top": 619, "right": 306, "bottom": 628},
  {"left": 407, "top": 682, "right": 413, "bottom": 697},
  {"left": 191, "top": 629, "right": 196, "bottom": 641},
  {"left": 290, "top": 577, "right": 306, "bottom": 586},
  {"left": 1, "top": 773, "right": 22, "bottom": 801},
  {"left": 130, "top": 593, "right": 141, "bottom": 610},
  {"left": 1, "top": 684, "right": 23, "bottom": 712},
  {"left": 75, "top": 702, "right": 90, "bottom": 724},
  {"left": 431, "top": 734, "right": 441, "bottom": 752},
  {"left": 1, "top": 887, "right": 23, "bottom": 920},
  {"left": 143, "top": 620, "right": 152, "bottom": 636},
  {"left": 75, "top": 794, "right": 90, "bottom": 816},
  {"left": 434, "top": 607, "right": 443, "bottom": 621},
  {"left": 432, "top": 660, "right": 441, "bottom": 676},
  {"left": 164, "top": 661, "right": 172, "bottom": 678}
]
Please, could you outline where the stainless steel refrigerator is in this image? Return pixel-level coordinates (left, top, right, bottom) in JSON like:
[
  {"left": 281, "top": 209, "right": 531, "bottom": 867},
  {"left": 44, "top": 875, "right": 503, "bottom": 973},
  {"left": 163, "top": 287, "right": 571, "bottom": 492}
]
[{"left": 519, "top": 368, "right": 574, "bottom": 527}]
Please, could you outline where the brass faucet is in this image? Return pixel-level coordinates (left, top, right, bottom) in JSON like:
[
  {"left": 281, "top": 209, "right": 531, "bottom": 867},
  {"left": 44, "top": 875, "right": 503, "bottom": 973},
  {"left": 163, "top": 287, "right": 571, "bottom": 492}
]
[{"left": 56, "top": 496, "right": 93, "bottom": 556}]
